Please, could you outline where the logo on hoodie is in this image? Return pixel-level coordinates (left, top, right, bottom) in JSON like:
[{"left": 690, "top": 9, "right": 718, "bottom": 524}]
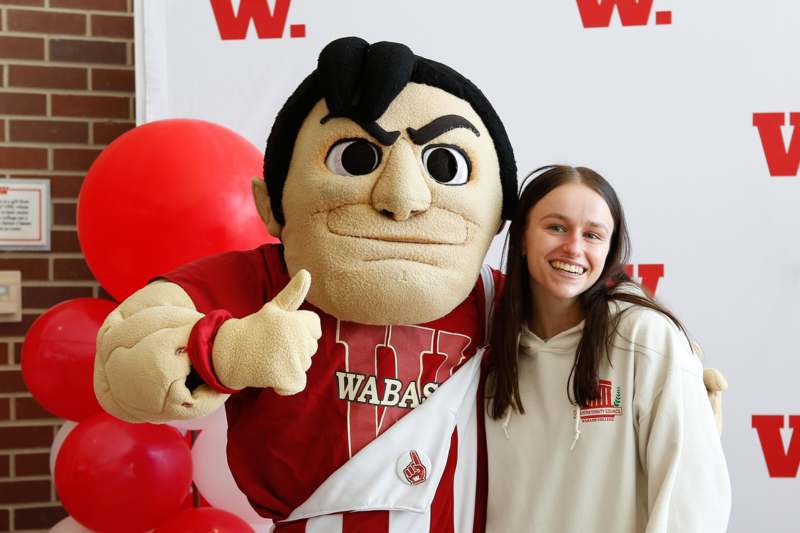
[{"left": 579, "top": 379, "right": 623, "bottom": 422}]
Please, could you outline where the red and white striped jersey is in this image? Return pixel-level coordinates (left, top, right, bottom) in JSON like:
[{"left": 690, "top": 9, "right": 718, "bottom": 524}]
[
  {"left": 165, "top": 244, "right": 497, "bottom": 533},
  {"left": 279, "top": 350, "right": 485, "bottom": 533}
]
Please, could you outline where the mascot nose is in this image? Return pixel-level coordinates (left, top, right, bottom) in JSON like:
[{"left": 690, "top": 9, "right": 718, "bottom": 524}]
[{"left": 371, "top": 141, "right": 431, "bottom": 221}]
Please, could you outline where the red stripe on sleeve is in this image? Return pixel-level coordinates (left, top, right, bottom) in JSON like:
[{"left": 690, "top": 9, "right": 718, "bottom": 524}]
[
  {"left": 473, "top": 361, "right": 489, "bottom": 533},
  {"left": 429, "top": 429, "right": 458, "bottom": 533},
  {"left": 342, "top": 510, "right": 389, "bottom": 533},
  {"left": 274, "top": 518, "right": 307, "bottom": 533}
]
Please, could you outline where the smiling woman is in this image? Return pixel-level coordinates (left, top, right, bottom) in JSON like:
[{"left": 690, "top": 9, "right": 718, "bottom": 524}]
[
  {"left": 485, "top": 165, "right": 731, "bottom": 533},
  {"left": 523, "top": 181, "right": 615, "bottom": 326}
]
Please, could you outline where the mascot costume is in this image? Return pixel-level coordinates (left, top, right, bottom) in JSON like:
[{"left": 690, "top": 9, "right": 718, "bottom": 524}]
[{"left": 93, "top": 37, "right": 724, "bottom": 532}]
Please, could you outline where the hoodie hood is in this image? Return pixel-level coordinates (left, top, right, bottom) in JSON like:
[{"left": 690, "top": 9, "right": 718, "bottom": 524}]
[{"left": 518, "top": 320, "right": 584, "bottom": 356}]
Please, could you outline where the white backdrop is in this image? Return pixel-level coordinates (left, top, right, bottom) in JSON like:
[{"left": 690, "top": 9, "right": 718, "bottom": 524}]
[{"left": 135, "top": 1, "right": 800, "bottom": 531}]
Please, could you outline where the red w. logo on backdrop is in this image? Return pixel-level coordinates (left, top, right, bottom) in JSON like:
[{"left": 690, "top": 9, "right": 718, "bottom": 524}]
[
  {"left": 623, "top": 263, "right": 664, "bottom": 295},
  {"left": 752, "top": 415, "right": 800, "bottom": 477},
  {"left": 576, "top": 0, "right": 672, "bottom": 27},
  {"left": 752, "top": 113, "right": 800, "bottom": 176},
  {"left": 210, "top": 0, "right": 306, "bottom": 40}
]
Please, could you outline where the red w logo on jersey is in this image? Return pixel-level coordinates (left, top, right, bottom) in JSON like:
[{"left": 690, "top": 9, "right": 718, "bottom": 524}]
[
  {"left": 576, "top": 0, "right": 672, "bottom": 28},
  {"left": 335, "top": 321, "right": 471, "bottom": 457},
  {"left": 753, "top": 113, "right": 800, "bottom": 176}
]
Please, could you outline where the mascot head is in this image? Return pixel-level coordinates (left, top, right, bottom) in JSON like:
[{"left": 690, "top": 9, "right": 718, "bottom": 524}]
[{"left": 253, "top": 37, "right": 517, "bottom": 324}]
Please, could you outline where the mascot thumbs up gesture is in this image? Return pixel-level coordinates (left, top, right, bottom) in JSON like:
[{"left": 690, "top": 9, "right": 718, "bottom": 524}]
[{"left": 211, "top": 269, "right": 321, "bottom": 394}]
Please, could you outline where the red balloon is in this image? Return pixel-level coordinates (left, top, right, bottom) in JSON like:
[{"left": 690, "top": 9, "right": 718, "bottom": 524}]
[
  {"left": 55, "top": 413, "right": 192, "bottom": 533},
  {"left": 22, "top": 298, "right": 116, "bottom": 421},
  {"left": 154, "top": 508, "right": 255, "bottom": 533},
  {"left": 77, "top": 119, "right": 275, "bottom": 301}
]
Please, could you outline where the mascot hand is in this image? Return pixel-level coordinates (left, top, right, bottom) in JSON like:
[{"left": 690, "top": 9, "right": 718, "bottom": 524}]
[
  {"left": 212, "top": 269, "right": 322, "bottom": 395},
  {"left": 703, "top": 368, "right": 728, "bottom": 435},
  {"left": 95, "top": 281, "right": 229, "bottom": 423},
  {"left": 691, "top": 341, "right": 727, "bottom": 435}
]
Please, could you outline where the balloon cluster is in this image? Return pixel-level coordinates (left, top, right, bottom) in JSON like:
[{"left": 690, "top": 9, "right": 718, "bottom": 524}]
[{"left": 20, "top": 120, "right": 276, "bottom": 532}]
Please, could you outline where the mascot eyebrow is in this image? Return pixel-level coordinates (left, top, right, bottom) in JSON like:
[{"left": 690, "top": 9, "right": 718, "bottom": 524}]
[
  {"left": 407, "top": 115, "right": 480, "bottom": 144},
  {"left": 319, "top": 114, "right": 479, "bottom": 147},
  {"left": 319, "top": 113, "right": 400, "bottom": 145}
]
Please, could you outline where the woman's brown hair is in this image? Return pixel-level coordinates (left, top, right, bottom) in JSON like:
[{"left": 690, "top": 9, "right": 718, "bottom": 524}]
[{"left": 488, "top": 165, "right": 689, "bottom": 419}]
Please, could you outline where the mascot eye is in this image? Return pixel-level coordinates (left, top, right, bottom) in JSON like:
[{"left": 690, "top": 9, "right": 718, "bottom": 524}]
[
  {"left": 421, "top": 145, "right": 470, "bottom": 185},
  {"left": 325, "top": 139, "right": 381, "bottom": 176}
]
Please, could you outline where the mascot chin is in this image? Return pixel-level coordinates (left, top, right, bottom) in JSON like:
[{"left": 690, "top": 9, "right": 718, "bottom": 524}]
[{"left": 94, "top": 37, "right": 724, "bottom": 532}]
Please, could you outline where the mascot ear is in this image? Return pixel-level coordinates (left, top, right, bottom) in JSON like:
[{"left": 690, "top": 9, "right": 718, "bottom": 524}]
[{"left": 252, "top": 177, "right": 283, "bottom": 239}]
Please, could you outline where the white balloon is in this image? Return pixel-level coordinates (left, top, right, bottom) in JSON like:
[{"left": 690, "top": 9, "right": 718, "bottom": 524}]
[
  {"left": 49, "top": 421, "right": 78, "bottom": 477},
  {"left": 167, "top": 404, "right": 226, "bottom": 432},
  {"left": 49, "top": 516, "right": 94, "bottom": 533},
  {"left": 191, "top": 413, "right": 272, "bottom": 527}
]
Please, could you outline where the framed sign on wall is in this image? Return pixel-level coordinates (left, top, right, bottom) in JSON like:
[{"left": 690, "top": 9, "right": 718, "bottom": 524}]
[{"left": 0, "top": 178, "right": 51, "bottom": 251}]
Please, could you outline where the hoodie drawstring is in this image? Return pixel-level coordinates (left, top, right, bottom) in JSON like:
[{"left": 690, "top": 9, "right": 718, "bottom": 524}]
[
  {"left": 570, "top": 404, "right": 582, "bottom": 450},
  {"left": 502, "top": 408, "right": 512, "bottom": 440}
]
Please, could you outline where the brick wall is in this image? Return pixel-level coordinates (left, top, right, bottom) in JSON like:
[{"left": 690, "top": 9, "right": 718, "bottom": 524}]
[{"left": 0, "top": 0, "right": 134, "bottom": 530}]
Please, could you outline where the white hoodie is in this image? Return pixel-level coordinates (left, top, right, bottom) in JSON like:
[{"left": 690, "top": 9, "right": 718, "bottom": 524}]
[{"left": 485, "top": 301, "right": 731, "bottom": 533}]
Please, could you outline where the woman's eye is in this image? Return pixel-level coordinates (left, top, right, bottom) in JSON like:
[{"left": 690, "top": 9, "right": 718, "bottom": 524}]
[
  {"left": 548, "top": 225, "right": 566, "bottom": 233},
  {"left": 326, "top": 139, "right": 381, "bottom": 176},
  {"left": 585, "top": 232, "right": 601, "bottom": 240},
  {"left": 421, "top": 145, "right": 470, "bottom": 185}
]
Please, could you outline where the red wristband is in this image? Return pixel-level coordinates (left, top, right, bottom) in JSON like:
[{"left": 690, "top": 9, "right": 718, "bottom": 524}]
[{"left": 186, "top": 309, "right": 239, "bottom": 394}]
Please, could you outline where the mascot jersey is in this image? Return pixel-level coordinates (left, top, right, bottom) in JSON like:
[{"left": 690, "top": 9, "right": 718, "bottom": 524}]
[{"left": 164, "top": 244, "right": 498, "bottom": 533}]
